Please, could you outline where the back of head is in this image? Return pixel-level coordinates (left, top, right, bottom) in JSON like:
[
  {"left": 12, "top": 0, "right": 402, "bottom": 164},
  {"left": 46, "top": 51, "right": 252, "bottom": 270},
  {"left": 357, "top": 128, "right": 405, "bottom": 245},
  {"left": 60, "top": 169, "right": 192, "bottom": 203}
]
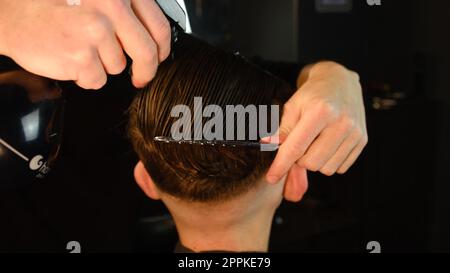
[{"left": 129, "top": 33, "right": 292, "bottom": 203}]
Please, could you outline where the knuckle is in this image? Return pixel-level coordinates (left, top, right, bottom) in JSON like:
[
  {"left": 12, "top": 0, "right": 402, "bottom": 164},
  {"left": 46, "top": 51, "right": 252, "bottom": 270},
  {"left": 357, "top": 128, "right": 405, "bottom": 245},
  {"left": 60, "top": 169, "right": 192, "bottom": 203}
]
[
  {"left": 158, "top": 26, "right": 172, "bottom": 59},
  {"left": 315, "top": 100, "right": 337, "bottom": 119},
  {"left": 140, "top": 43, "right": 158, "bottom": 64},
  {"left": 105, "top": 0, "right": 129, "bottom": 14},
  {"left": 76, "top": 80, "right": 89, "bottom": 90},
  {"left": 90, "top": 76, "right": 107, "bottom": 90},
  {"left": 83, "top": 13, "right": 110, "bottom": 42},
  {"left": 158, "top": 19, "right": 172, "bottom": 42},
  {"left": 143, "top": 56, "right": 158, "bottom": 75},
  {"left": 279, "top": 147, "right": 303, "bottom": 166},
  {"left": 290, "top": 142, "right": 306, "bottom": 157},
  {"left": 354, "top": 127, "right": 364, "bottom": 139},
  {"left": 110, "top": 57, "right": 127, "bottom": 75},
  {"left": 340, "top": 115, "right": 356, "bottom": 132},
  {"left": 349, "top": 70, "right": 360, "bottom": 82},
  {"left": 320, "top": 167, "right": 335, "bottom": 177},
  {"left": 301, "top": 160, "right": 320, "bottom": 172},
  {"left": 279, "top": 146, "right": 296, "bottom": 161},
  {"left": 117, "top": 59, "right": 127, "bottom": 74},
  {"left": 337, "top": 167, "right": 348, "bottom": 175},
  {"left": 73, "top": 50, "right": 96, "bottom": 68},
  {"left": 362, "top": 134, "right": 369, "bottom": 146}
]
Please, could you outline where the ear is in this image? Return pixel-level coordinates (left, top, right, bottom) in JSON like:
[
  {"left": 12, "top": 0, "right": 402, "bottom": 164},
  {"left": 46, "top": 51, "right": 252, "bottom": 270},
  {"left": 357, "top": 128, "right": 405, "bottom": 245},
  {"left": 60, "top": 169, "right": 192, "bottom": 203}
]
[
  {"left": 283, "top": 163, "right": 309, "bottom": 202},
  {"left": 134, "top": 161, "right": 161, "bottom": 200}
]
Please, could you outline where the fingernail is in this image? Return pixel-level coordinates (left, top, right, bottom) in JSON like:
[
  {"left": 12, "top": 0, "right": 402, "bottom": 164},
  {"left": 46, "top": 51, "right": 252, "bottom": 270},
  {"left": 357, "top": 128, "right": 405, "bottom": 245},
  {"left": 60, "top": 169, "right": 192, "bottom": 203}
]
[
  {"left": 269, "top": 135, "right": 280, "bottom": 144},
  {"left": 261, "top": 136, "right": 281, "bottom": 144}
]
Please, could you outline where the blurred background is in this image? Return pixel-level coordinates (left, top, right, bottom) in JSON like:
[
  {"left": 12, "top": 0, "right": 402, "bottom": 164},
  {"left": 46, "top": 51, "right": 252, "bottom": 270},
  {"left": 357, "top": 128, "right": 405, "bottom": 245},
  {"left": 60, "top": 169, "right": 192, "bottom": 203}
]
[{"left": 1, "top": 0, "right": 449, "bottom": 252}]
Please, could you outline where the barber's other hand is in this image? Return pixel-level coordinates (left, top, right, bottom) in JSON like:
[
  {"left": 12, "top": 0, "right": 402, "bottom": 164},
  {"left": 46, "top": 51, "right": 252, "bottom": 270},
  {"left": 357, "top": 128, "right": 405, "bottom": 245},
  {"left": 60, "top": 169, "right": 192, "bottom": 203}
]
[
  {"left": 263, "top": 61, "right": 368, "bottom": 202},
  {"left": 0, "top": 0, "right": 171, "bottom": 89}
]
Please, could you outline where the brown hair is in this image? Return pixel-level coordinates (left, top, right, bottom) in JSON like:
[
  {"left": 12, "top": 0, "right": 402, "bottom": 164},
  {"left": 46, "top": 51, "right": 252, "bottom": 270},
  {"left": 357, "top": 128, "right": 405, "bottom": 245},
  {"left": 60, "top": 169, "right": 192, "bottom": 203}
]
[{"left": 128, "top": 33, "right": 292, "bottom": 202}]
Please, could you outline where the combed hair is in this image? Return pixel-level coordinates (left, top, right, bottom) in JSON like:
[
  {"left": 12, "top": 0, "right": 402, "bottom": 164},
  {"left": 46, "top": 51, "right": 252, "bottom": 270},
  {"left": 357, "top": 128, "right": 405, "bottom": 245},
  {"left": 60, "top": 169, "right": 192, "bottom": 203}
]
[{"left": 128, "top": 33, "right": 292, "bottom": 202}]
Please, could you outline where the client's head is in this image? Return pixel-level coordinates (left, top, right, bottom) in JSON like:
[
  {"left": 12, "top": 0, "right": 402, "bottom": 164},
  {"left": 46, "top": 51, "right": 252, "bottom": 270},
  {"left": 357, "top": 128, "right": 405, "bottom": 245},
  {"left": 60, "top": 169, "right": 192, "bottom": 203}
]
[{"left": 128, "top": 33, "right": 292, "bottom": 252}]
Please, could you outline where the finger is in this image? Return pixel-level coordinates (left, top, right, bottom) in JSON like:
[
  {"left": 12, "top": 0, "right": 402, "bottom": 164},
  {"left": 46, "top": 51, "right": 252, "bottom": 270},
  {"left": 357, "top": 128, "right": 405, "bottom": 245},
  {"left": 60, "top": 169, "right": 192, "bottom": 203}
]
[
  {"left": 318, "top": 129, "right": 361, "bottom": 176},
  {"left": 266, "top": 106, "right": 331, "bottom": 184},
  {"left": 75, "top": 51, "right": 107, "bottom": 90},
  {"left": 260, "top": 100, "right": 301, "bottom": 144},
  {"left": 97, "top": 32, "right": 127, "bottom": 75},
  {"left": 111, "top": 3, "right": 159, "bottom": 87},
  {"left": 279, "top": 99, "right": 302, "bottom": 136},
  {"left": 131, "top": 0, "right": 171, "bottom": 62},
  {"left": 337, "top": 137, "right": 367, "bottom": 174},
  {"left": 297, "top": 116, "right": 354, "bottom": 173},
  {"left": 283, "top": 164, "right": 308, "bottom": 202}
]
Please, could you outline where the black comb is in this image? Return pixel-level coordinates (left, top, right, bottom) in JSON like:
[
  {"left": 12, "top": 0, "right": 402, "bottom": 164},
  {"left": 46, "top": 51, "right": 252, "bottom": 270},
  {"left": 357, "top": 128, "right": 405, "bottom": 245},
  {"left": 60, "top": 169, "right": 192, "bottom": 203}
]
[{"left": 153, "top": 136, "right": 278, "bottom": 150}]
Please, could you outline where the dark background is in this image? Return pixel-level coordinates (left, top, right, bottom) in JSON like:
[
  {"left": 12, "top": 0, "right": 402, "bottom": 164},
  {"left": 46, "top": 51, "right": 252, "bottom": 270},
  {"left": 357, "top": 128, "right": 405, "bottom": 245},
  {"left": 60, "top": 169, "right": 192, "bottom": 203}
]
[{"left": 0, "top": 0, "right": 449, "bottom": 252}]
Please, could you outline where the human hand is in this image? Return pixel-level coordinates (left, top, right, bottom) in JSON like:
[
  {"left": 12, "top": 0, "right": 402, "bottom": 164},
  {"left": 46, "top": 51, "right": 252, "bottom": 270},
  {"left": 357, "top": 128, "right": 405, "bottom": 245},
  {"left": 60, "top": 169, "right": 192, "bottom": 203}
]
[
  {"left": 0, "top": 0, "right": 171, "bottom": 89},
  {"left": 263, "top": 61, "right": 368, "bottom": 202}
]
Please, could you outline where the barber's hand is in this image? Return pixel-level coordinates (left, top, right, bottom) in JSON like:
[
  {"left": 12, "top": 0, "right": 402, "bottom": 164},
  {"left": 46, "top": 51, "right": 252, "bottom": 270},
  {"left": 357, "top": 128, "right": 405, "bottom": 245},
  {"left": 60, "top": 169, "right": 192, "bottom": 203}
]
[
  {"left": 262, "top": 61, "right": 368, "bottom": 202},
  {"left": 0, "top": 0, "right": 171, "bottom": 89}
]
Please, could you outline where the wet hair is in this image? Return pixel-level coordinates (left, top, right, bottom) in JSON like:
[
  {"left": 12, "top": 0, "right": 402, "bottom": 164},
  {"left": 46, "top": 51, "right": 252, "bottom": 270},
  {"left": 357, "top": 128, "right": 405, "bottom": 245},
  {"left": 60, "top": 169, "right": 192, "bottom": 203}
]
[{"left": 128, "top": 33, "right": 292, "bottom": 202}]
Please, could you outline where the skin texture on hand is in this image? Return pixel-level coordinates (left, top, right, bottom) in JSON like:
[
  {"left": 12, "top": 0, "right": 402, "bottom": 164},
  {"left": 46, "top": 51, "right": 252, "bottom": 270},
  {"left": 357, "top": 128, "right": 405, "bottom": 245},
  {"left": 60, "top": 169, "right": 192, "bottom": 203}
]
[
  {"left": 262, "top": 61, "right": 368, "bottom": 202},
  {"left": 0, "top": 0, "right": 171, "bottom": 89}
]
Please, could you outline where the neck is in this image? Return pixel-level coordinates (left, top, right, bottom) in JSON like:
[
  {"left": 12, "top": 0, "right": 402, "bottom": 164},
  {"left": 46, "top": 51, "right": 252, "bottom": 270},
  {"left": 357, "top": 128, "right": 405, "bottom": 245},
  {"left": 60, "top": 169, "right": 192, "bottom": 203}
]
[
  {"left": 161, "top": 178, "right": 285, "bottom": 253},
  {"left": 172, "top": 205, "right": 275, "bottom": 252}
]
